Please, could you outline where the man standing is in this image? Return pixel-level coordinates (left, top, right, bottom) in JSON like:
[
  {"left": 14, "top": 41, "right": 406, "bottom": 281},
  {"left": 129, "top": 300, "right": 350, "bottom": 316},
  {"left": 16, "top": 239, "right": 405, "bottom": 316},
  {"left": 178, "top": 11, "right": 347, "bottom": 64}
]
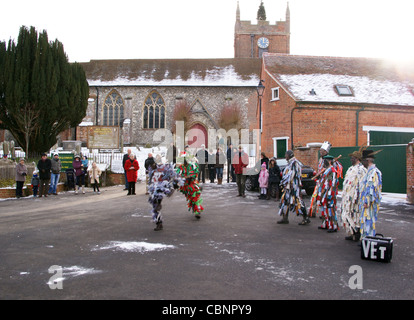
[
  {"left": 37, "top": 153, "right": 52, "bottom": 198},
  {"left": 232, "top": 145, "right": 249, "bottom": 198},
  {"left": 122, "top": 148, "right": 132, "bottom": 191},
  {"left": 278, "top": 150, "right": 308, "bottom": 225},
  {"left": 48, "top": 153, "right": 62, "bottom": 195},
  {"left": 317, "top": 155, "right": 340, "bottom": 232},
  {"left": 144, "top": 153, "right": 155, "bottom": 195},
  {"left": 341, "top": 148, "right": 367, "bottom": 241},
  {"left": 196, "top": 144, "right": 208, "bottom": 183},
  {"left": 227, "top": 144, "right": 236, "bottom": 183},
  {"left": 359, "top": 149, "right": 382, "bottom": 238}
]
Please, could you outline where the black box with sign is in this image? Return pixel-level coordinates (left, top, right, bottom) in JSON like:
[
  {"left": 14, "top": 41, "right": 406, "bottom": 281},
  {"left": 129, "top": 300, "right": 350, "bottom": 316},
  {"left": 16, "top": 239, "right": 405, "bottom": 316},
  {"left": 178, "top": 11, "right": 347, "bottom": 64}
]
[{"left": 361, "top": 234, "right": 393, "bottom": 263}]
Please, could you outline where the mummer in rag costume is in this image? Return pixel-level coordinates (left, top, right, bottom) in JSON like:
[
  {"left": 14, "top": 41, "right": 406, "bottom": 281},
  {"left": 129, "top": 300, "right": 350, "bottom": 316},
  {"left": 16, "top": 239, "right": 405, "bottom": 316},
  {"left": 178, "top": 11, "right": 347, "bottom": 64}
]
[
  {"left": 148, "top": 159, "right": 184, "bottom": 231},
  {"left": 359, "top": 149, "right": 383, "bottom": 239},
  {"left": 176, "top": 151, "right": 204, "bottom": 219},
  {"left": 317, "top": 155, "right": 341, "bottom": 233},
  {"left": 278, "top": 150, "right": 309, "bottom": 225},
  {"left": 340, "top": 146, "right": 367, "bottom": 241},
  {"left": 309, "top": 141, "right": 331, "bottom": 218}
]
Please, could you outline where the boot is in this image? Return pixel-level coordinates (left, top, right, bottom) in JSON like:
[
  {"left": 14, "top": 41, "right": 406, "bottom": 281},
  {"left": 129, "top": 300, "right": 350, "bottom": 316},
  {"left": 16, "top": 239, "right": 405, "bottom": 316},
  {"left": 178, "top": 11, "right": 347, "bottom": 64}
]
[
  {"left": 298, "top": 210, "right": 311, "bottom": 225},
  {"left": 277, "top": 213, "right": 289, "bottom": 224},
  {"left": 82, "top": 186, "right": 85, "bottom": 194},
  {"left": 218, "top": 178, "right": 222, "bottom": 185},
  {"left": 154, "top": 222, "right": 163, "bottom": 231},
  {"left": 75, "top": 186, "right": 78, "bottom": 194},
  {"left": 354, "top": 229, "right": 361, "bottom": 241}
]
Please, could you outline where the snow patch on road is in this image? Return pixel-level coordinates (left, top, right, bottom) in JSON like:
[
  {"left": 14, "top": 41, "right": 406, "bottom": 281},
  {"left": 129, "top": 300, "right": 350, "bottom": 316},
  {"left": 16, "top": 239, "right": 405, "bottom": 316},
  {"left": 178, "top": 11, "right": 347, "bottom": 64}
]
[{"left": 93, "top": 241, "right": 176, "bottom": 253}]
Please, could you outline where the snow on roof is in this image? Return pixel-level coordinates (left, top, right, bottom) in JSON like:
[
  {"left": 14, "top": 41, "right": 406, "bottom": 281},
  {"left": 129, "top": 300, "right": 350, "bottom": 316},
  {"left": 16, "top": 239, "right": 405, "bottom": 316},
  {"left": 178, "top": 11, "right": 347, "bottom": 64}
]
[
  {"left": 279, "top": 73, "right": 414, "bottom": 106},
  {"left": 81, "top": 59, "right": 261, "bottom": 87},
  {"left": 264, "top": 54, "right": 414, "bottom": 106}
]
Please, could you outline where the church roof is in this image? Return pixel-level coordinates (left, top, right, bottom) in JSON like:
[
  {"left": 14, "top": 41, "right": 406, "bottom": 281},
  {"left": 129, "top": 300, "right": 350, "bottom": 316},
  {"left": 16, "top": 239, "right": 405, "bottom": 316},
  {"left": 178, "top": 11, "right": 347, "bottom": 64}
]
[
  {"left": 263, "top": 53, "right": 414, "bottom": 106},
  {"left": 81, "top": 59, "right": 261, "bottom": 87}
]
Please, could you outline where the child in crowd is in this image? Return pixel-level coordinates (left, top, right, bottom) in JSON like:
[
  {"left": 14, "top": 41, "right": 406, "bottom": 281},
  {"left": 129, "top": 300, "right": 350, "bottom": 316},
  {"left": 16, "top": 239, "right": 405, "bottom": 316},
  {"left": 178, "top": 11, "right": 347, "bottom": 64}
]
[
  {"left": 258, "top": 162, "right": 269, "bottom": 200},
  {"left": 31, "top": 171, "right": 40, "bottom": 198}
]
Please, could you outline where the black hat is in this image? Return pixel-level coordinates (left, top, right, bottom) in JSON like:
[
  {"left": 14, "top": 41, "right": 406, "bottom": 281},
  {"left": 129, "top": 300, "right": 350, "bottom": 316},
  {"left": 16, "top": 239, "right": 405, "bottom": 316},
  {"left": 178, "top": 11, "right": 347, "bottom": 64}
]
[{"left": 362, "top": 149, "right": 382, "bottom": 159}]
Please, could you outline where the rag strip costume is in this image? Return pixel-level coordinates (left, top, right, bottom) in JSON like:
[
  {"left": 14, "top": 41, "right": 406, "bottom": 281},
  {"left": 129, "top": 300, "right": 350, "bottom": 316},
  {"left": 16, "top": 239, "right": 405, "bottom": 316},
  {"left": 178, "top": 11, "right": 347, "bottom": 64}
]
[
  {"left": 309, "top": 141, "right": 331, "bottom": 218},
  {"left": 340, "top": 148, "right": 367, "bottom": 239},
  {"left": 148, "top": 162, "right": 184, "bottom": 231},
  {"left": 317, "top": 156, "right": 342, "bottom": 232},
  {"left": 278, "top": 154, "right": 308, "bottom": 225},
  {"left": 175, "top": 152, "right": 204, "bottom": 218},
  {"left": 359, "top": 163, "right": 382, "bottom": 238}
]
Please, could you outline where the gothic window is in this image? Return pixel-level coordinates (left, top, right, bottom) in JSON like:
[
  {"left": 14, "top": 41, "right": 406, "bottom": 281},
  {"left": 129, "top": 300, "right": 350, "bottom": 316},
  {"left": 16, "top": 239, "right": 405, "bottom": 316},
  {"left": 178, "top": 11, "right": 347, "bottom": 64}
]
[
  {"left": 102, "top": 90, "right": 124, "bottom": 126},
  {"left": 143, "top": 91, "right": 165, "bottom": 129}
]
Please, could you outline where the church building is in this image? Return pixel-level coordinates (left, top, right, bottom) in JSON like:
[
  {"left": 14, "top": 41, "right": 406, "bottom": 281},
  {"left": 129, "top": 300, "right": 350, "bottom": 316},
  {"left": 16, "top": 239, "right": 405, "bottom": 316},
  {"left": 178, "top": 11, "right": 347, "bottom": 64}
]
[{"left": 69, "top": 2, "right": 291, "bottom": 150}]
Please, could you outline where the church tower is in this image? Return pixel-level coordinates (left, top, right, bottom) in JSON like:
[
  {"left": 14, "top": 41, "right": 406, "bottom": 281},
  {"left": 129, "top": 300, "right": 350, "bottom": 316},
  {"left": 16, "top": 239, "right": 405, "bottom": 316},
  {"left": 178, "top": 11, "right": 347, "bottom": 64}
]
[{"left": 234, "top": 1, "right": 290, "bottom": 58}]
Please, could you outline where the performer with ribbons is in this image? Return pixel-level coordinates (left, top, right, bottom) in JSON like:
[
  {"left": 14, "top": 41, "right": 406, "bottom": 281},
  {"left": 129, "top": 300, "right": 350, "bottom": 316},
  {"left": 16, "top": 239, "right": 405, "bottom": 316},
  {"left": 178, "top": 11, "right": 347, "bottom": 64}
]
[
  {"left": 148, "top": 158, "right": 184, "bottom": 231},
  {"left": 359, "top": 149, "right": 383, "bottom": 238},
  {"left": 340, "top": 146, "right": 367, "bottom": 241},
  {"left": 317, "top": 155, "right": 341, "bottom": 233},
  {"left": 309, "top": 141, "right": 331, "bottom": 218},
  {"left": 278, "top": 150, "right": 309, "bottom": 225},
  {"left": 175, "top": 151, "right": 204, "bottom": 219}
]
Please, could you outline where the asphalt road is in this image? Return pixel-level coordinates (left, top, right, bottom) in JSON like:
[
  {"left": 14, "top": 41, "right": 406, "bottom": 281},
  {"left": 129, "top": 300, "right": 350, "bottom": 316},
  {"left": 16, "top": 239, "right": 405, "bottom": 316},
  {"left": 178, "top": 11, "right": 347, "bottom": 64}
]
[{"left": 0, "top": 182, "right": 413, "bottom": 300}]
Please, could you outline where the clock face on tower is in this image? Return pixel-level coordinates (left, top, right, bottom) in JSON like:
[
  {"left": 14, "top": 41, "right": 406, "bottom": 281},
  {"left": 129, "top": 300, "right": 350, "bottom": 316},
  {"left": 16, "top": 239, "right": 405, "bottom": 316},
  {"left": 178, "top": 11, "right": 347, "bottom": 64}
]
[{"left": 257, "top": 37, "right": 269, "bottom": 49}]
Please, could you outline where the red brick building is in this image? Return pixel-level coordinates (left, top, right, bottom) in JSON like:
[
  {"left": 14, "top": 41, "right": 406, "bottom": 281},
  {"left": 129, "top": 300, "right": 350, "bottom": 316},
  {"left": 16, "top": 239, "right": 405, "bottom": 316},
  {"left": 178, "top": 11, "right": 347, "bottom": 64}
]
[
  {"left": 257, "top": 53, "right": 414, "bottom": 158},
  {"left": 234, "top": 2, "right": 290, "bottom": 58}
]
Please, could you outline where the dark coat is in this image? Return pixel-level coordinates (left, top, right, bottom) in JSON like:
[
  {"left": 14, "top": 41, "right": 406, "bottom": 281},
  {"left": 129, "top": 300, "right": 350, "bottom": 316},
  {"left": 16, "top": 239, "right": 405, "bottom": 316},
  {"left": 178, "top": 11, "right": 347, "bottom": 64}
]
[
  {"left": 37, "top": 158, "right": 52, "bottom": 180},
  {"left": 196, "top": 149, "right": 208, "bottom": 165},
  {"left": 268, "top": 164, "right": 281, "bottom": 184},
  {"left": 72, "top": 159, "right": 84, "bottom": 177},
  {"left": 215, "top": 151, "right": 225, "bottom": 168},
  {"left": 144, "top": 157, "right": 155, "bottom": 173}
]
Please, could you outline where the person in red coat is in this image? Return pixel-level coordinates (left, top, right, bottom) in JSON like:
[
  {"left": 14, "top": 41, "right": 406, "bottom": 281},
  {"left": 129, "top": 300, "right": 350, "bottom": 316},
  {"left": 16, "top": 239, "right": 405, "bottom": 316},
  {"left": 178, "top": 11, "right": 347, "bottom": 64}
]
[
  {"left": 124, "top": 153, "right": 139, "bottom": 195},
  {"left": 232, "top": 145, "right": 249, "bottom": 198}
]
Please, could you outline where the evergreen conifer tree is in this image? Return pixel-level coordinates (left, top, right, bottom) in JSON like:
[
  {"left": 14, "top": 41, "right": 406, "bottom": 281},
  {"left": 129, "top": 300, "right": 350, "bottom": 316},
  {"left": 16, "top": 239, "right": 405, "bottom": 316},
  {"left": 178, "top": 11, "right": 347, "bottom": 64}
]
[
  {"left": 0, "top": 26, "right": 89, "bottom": 156},
  {"left": 257, "top": 1, "right": 266, "bottom": 21}
]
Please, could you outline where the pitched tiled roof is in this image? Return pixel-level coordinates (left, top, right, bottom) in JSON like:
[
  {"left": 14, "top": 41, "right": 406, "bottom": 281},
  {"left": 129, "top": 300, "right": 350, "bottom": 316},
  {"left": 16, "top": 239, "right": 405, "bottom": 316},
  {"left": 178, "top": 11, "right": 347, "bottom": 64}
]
[
  {"left": 263, "top": 53, "right": 414, "bottom": 106},
  {"left": 80, "top": 59, "right": 261, "bottom": 87}
]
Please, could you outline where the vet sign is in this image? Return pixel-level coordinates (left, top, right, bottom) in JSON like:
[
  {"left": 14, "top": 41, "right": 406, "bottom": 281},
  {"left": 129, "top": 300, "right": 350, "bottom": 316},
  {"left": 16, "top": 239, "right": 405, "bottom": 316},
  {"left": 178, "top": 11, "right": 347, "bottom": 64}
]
[{"left": 361, "top": 236, "right": 393, "bottom": 263}]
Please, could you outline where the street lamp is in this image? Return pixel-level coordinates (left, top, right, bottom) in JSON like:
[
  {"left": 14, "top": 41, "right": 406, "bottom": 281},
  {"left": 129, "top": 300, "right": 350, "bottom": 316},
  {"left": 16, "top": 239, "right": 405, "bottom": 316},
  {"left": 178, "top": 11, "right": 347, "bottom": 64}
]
[{"left": 256, "top": 80, "right": 265, "bottom": 133}]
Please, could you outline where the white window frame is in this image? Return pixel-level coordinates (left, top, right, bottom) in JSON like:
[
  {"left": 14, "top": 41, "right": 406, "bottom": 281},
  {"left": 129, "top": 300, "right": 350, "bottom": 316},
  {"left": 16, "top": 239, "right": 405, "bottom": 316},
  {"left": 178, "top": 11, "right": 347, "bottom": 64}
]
[
  {"left": 272, "top": 136, "right": 289, "bottom": 158},
  {"left": 271, "top": 87, "right": 280, "bottom": 101},
  {"left": 335, "top": 85, "right": 353, "bottom": 96}
]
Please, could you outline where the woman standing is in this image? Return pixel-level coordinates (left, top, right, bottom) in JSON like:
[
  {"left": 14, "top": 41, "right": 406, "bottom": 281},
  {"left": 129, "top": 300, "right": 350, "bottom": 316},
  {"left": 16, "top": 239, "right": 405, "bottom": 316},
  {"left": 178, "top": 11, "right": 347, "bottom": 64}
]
[
  {"left": 73, "top": 155, "right": 86, "bottom": 194},
  {"left": 268, "top": 158, "right": 281, "bottom": 201},
  {"left": 88, "top": 162, "right": 102, "bottom": 194},
  {"left": 124, "top": 153, "right": 139, "bottom": 195},
  {"left": 15, "top": 158, "right": 28, "bottom": 198}
]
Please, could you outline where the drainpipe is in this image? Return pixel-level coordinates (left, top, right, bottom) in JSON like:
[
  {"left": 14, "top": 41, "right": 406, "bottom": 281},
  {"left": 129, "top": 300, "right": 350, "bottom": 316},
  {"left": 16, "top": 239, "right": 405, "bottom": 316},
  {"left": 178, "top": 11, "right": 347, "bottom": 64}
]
[
  {"left": 95, "top": 87, "right": 99, "bottom": 125},
  {"left": 355, "top": 106, "right": 365, "bottom": 146}
]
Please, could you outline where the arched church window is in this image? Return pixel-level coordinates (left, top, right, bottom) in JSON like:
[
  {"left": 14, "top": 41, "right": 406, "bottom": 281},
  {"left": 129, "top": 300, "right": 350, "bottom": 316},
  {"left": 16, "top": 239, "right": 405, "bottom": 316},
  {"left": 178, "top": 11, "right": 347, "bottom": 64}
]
[
  {"left": 143, "top": 91, "right": 165, "bottom": 129},
  {"left": 102, "top": 90, "right": 124, "bottom": 126}
]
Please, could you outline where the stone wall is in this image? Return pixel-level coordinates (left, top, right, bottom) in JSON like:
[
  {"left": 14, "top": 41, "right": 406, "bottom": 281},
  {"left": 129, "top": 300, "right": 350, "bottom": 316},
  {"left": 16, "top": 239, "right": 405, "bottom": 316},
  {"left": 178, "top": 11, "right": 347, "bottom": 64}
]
[{"left": 84, "top": 86, "right": 258, "bottom": 149}]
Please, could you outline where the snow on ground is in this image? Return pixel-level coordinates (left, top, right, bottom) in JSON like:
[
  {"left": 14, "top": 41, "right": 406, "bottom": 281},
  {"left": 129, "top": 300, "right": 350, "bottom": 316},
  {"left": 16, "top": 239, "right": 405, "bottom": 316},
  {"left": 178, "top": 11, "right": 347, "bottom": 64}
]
[{"left": 92, "top": 241, "right": 176, "bottom": 253}]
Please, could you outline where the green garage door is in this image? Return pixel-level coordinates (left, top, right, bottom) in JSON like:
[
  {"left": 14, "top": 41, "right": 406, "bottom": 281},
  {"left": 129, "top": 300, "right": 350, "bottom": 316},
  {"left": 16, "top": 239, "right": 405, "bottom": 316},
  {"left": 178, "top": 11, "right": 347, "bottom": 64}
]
[
  {"left": 330, "top": 145, "right": 406, "bottom": 193},
  {"left": 370, "top": 131, "right": 414, "bottom": 145}
]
